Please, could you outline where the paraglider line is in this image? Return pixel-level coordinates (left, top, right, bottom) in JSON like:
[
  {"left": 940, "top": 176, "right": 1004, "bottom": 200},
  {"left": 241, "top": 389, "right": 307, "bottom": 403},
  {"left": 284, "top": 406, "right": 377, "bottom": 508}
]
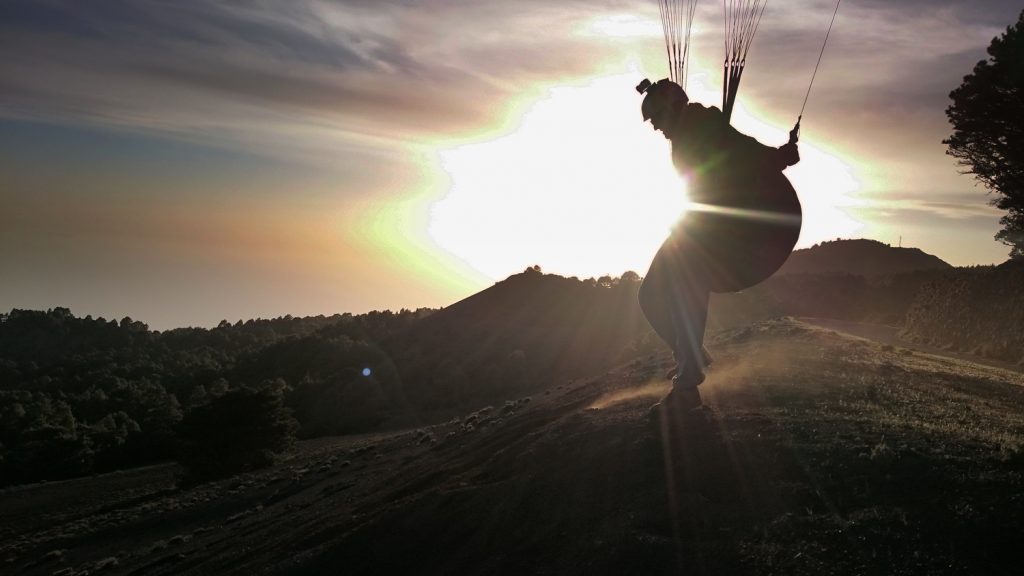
[{"left": 799, "top": 0, "right": 841, "bottom": 120}]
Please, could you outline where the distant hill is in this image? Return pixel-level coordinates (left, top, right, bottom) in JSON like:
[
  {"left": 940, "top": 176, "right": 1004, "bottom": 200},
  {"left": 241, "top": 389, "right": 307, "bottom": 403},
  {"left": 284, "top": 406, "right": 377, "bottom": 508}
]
[
  {"left": 384, "top": 267, "right": 650, "bottom": 414},
  {"left": 777, "top": 239, "right": 952, "bottom": 276}
]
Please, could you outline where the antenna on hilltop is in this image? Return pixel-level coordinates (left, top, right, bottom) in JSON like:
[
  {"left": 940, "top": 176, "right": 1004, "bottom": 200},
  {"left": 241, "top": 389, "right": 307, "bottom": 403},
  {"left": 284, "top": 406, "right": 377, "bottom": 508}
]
[{"left": 899, "top": 235, "right": 902, "bottom": 248}]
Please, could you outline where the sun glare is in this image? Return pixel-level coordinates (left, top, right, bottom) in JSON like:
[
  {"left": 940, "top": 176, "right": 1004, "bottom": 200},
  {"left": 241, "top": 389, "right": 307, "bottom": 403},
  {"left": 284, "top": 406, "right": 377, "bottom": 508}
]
[
  {"left": 428, "top": 72, "right": 864, "bottom": 282},
  {"left": 430, "top": 74, "right": 686, "bottom": 280},
  {"left": 582, "top": 14, "right": 662, "bottom": 38}
]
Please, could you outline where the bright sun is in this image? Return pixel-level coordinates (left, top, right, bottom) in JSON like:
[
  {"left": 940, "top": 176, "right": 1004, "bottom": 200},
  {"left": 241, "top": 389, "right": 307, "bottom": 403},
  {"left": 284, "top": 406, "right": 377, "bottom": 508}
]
[{"left": 428, "top": 72, "right": 863, "bottom": 281}]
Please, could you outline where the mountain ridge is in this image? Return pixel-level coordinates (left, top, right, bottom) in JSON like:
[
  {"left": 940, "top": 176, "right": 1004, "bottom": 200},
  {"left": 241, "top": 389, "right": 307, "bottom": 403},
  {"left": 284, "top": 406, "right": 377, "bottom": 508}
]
[{"left": 777, "top": 238, "right": 952, "bottom": 276}]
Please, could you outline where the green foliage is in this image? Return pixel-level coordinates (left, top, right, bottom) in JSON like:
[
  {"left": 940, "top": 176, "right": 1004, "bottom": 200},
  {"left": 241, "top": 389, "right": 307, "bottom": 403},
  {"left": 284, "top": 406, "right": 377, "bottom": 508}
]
[
  {"left": 90, "top": 411, "right": 141, "bottom": 469},
  {"left": 0, "top": 393, "right": 91, "bottom": 483},
  {"left": 232, "top": 334, "right": 407, "bottom": 436},
  {"left": 945, "top": 10, "right": 1024, "bottom": 259},
  {"left": 0, "top": 306, "right": 433, "bottom": 486},
  {"left": 8, "top": 426, "right": 92, "bottom": 482},
  {"left": 176, "top": 388, "right": 298, "bottom": 484}
]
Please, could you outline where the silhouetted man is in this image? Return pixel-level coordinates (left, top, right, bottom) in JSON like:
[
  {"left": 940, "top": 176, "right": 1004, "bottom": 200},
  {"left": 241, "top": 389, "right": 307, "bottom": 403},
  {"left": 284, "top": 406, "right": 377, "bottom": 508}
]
[{"left": 636, "top": 78, "right": 801, "bottom": 412}]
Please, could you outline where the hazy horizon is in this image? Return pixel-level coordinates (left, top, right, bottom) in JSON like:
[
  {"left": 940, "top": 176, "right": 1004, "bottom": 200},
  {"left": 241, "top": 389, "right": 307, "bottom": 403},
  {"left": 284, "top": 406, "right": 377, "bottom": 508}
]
[{"left": 3, "top": 0, "right": 1022, "bottom": 330}]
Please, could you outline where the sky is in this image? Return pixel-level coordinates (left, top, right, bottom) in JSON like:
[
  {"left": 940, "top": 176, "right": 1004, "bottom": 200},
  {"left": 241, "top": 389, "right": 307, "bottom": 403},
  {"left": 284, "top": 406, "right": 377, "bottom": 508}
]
[{"left": 2, "top": 0, "right": 1021, "bottom": 329}]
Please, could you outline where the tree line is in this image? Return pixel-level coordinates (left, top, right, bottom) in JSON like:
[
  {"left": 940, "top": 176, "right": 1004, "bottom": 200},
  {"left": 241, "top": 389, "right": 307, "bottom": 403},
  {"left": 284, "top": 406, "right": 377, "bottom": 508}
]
[{"left": 0, "top": 306, "right": 432, "bottom": 485}]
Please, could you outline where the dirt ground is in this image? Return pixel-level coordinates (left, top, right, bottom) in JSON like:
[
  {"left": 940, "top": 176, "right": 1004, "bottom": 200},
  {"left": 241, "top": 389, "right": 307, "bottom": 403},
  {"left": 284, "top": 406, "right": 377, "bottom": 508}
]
[{"left": 3, "top": 318, "right": 1024, "bottom": 575}]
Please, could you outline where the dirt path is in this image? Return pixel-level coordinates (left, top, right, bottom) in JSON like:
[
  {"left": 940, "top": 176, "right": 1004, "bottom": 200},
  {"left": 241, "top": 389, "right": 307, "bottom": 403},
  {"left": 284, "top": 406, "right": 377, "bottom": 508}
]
[{"left": 799, "top": 316, "right": 1024, "bottom": 375}]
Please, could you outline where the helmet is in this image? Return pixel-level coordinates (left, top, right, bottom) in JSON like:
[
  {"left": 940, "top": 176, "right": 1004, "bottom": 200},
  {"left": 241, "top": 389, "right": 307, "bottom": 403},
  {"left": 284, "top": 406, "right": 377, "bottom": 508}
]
[{"left": 637, "top": 78, "right": 688, "bottom": 122}]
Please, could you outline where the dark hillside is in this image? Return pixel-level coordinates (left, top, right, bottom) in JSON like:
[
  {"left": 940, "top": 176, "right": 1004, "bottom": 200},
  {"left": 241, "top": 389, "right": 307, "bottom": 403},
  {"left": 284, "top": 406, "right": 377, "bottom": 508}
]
[
  {"left": 712, "top": 268, "right": 949, "bottom": 327},
  {"left": 777, "top": 239, "right": 952, "bottom": 277},
  {"left": 706, "top": 240, "right": 955, "bottom": 328},
  {"left": 902, "top": 260, "right": 1024, "bottom": 362},
  {"left": 385, "top": 268, "right": 649, "bottom": 414}
]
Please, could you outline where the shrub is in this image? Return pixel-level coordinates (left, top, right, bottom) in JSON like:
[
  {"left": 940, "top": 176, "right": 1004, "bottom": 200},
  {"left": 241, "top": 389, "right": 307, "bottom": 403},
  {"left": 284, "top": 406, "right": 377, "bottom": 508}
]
[{"left": 176, "top": 388, "right": 297, "bottom": 484}]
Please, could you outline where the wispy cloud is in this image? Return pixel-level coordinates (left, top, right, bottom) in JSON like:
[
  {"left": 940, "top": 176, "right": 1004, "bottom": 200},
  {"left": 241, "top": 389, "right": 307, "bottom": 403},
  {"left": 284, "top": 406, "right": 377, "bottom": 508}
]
[
  {"left": 3, "top": 0, "right": 1018, "bottom": 162},
  {"left": 0, "top": 0, "right": 637, "bottom": 163}
]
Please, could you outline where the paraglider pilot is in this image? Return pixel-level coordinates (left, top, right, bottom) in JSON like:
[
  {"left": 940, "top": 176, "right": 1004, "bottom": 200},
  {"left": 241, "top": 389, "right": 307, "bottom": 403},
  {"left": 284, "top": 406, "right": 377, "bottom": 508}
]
[{"left": 636, "top": 78, "right": 802, "bottom": 412}]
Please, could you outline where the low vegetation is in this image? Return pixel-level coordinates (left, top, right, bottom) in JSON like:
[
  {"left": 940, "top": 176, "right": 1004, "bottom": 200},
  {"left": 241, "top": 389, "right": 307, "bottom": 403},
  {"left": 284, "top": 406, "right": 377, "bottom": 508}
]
[
  {"left": 902, "top": 260, "right": 1024, "bottom": 362},
  {"left": 176, "top": 387, "right": 298, "bottom": 484}
]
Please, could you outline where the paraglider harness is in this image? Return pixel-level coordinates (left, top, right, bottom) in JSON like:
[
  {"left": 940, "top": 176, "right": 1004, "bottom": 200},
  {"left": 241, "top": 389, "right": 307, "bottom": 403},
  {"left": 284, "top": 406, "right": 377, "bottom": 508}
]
[{"left": 636, "top": 78, "right": 800, "bottom": 175}]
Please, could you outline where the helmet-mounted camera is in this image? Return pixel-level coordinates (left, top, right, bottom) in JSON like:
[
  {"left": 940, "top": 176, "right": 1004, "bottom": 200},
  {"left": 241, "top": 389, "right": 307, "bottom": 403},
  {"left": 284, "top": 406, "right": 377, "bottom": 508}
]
[{"left": 637, "top": 78, "right": 688, "bottom": 122}]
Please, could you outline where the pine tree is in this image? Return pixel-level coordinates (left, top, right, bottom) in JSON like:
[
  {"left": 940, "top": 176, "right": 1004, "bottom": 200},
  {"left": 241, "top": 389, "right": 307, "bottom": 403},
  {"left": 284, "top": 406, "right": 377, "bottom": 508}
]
[{"left": 945, "top": 10, "right": 1024, "bottom": 259}]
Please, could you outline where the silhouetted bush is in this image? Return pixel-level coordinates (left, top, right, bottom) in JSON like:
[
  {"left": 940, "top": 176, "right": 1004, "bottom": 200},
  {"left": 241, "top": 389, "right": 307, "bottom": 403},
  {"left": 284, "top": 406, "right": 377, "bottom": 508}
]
[
  {"left": 902, "top": 263, "right": 1024, "bottom": 362},
  {"left": 3, "top": 426, "right": 93, "bottom": 483},
  {"left": 176, "top": 388, "right": 298, "bottom": 485}
]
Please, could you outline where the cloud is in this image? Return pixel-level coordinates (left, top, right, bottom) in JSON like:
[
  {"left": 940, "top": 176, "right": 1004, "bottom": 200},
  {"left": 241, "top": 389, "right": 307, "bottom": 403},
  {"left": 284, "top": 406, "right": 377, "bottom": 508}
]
[
  {"left": 858, "top": 189, "right": 1003, "bottom": 222},
  {"left": 1, "top": 0, "right": 1020, "bottom": 185},
  {"left": 0, "top": 0, "right": 636, "bottom": 163},
  {"left": 851, "top": 0, "right": 1022, "bottom": 28}
]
